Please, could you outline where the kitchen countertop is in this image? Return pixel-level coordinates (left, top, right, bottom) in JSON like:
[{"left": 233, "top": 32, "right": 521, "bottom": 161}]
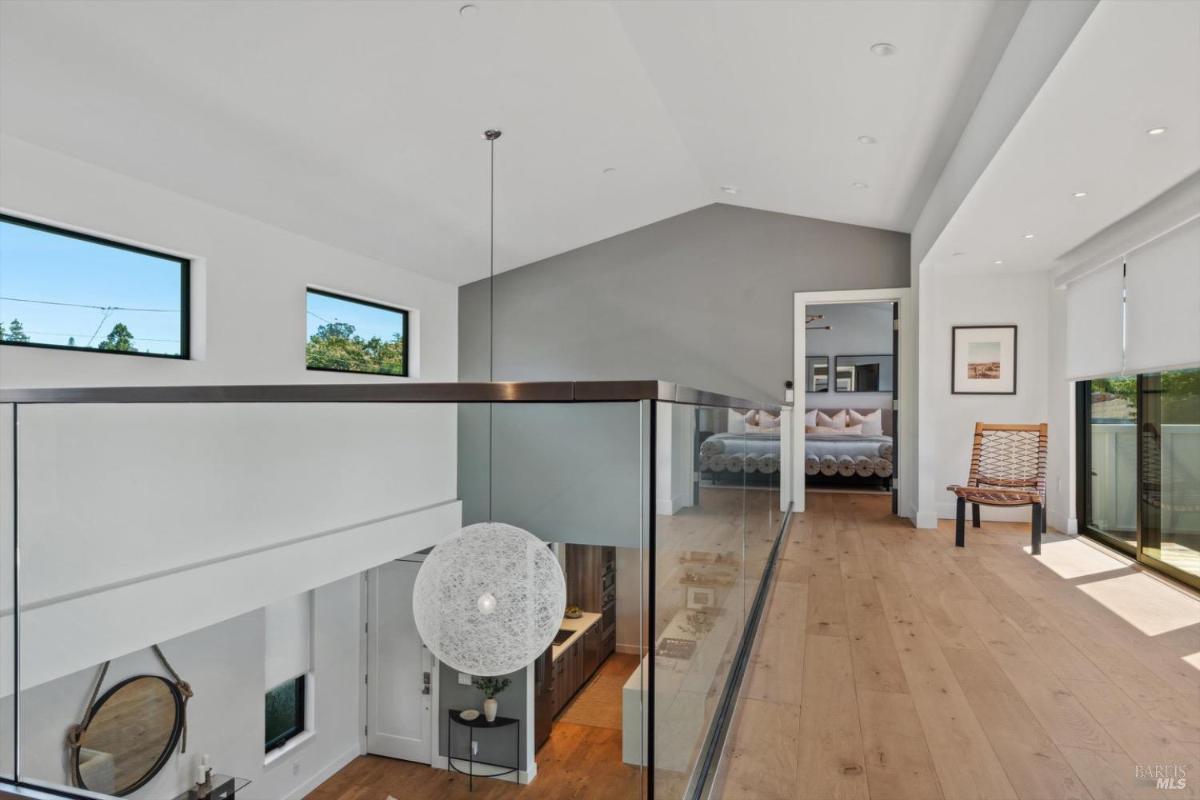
[{"left": 552, "top": 611, "right": 601, "bottom": 661}]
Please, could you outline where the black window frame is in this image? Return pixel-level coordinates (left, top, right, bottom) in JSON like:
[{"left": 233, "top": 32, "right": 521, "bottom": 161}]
[
  {"left": 1076, "top": 375, "right": 1199, "bottom": 590},
  {"left": 0, "top": 213, "right": 190, "bottom": 360},
  {"left": 305, "top": 287, "right": 410, "bottom": 378},
  {"left": 264, "top": 674, "right": 307, "bottom": 752}
]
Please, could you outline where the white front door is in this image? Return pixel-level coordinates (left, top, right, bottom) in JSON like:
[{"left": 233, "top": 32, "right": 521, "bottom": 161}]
[{"left": 367, "top": 560, "right": 433, "bottom": 763}]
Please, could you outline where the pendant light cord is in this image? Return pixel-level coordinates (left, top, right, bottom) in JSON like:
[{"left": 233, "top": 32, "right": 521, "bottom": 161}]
[{"left": 484, "top": 129, "right": 501, "bottom": 522}]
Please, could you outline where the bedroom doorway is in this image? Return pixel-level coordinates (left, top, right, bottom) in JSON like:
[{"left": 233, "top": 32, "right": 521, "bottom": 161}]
[{"left": 793, "top": 288, "right": 913, "bottom": 519}]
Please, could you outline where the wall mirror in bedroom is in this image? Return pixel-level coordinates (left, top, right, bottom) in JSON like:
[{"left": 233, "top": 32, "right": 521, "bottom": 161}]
[
  {"left": 805, "top": 356, "right": 829, "bottom": 392},
  {"left": 834, "top": 354, "right": 894, "bottom": 392}
]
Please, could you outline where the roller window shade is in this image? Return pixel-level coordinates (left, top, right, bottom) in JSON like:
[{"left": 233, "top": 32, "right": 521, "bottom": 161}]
[
  {"left": 1124, "top": 218, "right": 1200, "bottom": 375},
  {"left": 1065, "top": 259, "right": 1125, "bottom": 380},
  {"left": 265, "top": 591, "right": 312, "bottom": 689}
]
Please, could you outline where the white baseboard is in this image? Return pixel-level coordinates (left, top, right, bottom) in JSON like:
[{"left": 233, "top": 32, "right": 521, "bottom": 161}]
[
  {"left": 282, "top": 743, "right": 360, "bottom": 800},
  {"left": 655, "top": 491, "right": 691, "bottom": 516},
  {"left": 915, "top": 509, "right": 938, "bottom": 529},
  {"left": 616, "top": 642, "right": 642, "bottom": 655},
  {"left": 441, "top": 756, "right": 535, "bottom": 785}
]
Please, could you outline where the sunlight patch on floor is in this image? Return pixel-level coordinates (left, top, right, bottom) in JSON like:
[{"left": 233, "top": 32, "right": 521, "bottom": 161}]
[
  {"left": 1185, "top": 651, "right": 1200, "bottom": 672},
  {"left": 1076, "top": 572, "right": 1200, "bottom": 636},
  {"left": 1027, "top": 536, "right": 1131, "bottom": 579}
]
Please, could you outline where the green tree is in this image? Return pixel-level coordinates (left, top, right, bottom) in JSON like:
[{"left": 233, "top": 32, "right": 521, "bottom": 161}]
[
  {"left": 6, "top": 319, "right": 29, "bottom": 342},
  {"left": 306, "top": 322, "right": 405, "bottom": 375},
  {"left": 97, "top": 322, "right": 137, "bottom": 352}
]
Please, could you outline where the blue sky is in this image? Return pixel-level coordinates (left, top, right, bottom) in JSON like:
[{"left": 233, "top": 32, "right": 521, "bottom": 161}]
[
  {"left": 306, "top": 291, "right": 406, "bottom": 343},
  {"left": 0, "top": 220, "right": 184, "bottom": 355}
]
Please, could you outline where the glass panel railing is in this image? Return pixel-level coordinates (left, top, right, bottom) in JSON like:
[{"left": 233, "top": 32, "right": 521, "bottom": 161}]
[
  {"left": 652, "top": 400, "right": 788, "bottom": 799},
  {"left": 652, "top": 401, "right": 743, "bottom": 796},
  {"left": 4, "top": 397, "right": 652, "bottom": 799}
]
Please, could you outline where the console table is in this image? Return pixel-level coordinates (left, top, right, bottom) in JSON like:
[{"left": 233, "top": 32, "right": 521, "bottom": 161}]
[{"left": 446, "top": 710, "right": 520, "bottom": 791}]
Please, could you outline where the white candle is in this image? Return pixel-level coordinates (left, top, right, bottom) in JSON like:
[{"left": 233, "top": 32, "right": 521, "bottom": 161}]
[{"left": 195, "top": 764, "right": 207, "bottom": 785}]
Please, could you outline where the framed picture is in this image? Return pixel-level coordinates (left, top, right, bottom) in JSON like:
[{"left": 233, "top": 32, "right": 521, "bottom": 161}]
[
  {"left": 952, "top": 325, "right": 1017, "bottom": 395},
  {"left": 686, "top": 587, "right": 715, "bottom": 610}
]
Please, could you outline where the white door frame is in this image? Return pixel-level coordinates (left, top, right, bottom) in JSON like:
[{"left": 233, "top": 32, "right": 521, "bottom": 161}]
[{"left": 792, "top": 288, "right": 915, "bottom": 518}]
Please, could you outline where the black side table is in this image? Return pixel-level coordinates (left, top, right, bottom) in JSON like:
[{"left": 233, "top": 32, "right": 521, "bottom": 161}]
[{"left": 446, "top": 710, "right": 520, "bottom": 791}]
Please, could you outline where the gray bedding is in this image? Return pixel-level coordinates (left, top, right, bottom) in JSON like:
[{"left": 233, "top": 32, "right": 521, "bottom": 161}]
[{"left": 699, "top": 431, "right": 893, "bottom": 478}]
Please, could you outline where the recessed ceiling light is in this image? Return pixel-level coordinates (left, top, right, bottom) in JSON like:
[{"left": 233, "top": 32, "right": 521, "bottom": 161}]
[
  {"left": 857, "top": 135, "right": 877, "bottom": 145},
  {"left": 994, "top": 260, "right": 1004, "bottom": 265},
  {"left": 1023, "top": 233, "right": 1035, "bottom": 239},
  {"left": 952, "top": 251, "right": 966, "bottom": 257},
  {"left": 1146, "top": 126, "right": 1167, "bottom": 136},
  {"left": 870, "top": 42, "right": 897, "bottom": 57},
  {"left": 458, "top": 4, "right": 479, "bottom": 16},
  {"left": 852, "top": 182, "right": 869, "bottom": 189},
  {"left": 1073, "top": 191, "right": 1088, "bottom": 198},
  {"left": 602, "top": 167, "right": 617, "bottom": 175},
  {"left": 720, "top": 185, "right": 739, "bottom": 195}
]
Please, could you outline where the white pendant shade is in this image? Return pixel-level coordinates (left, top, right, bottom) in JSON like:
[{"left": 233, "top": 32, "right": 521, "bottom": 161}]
[{"left": 412, "top": 522, "right": 566, "bottom": 676}]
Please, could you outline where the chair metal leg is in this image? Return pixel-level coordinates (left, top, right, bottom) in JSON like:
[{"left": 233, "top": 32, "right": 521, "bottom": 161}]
[
  {"left": 1042, "top": 504, "right": 1048, "bottom": 533},
  {"left": 1031, "top": 502, "right": 1042, "bottom": 555},
  {"left": 972, "top": 503, "right": 981, "bottom": 528},
  {"left": 955, "top": 497, "right": 966, "bottom": 547}
]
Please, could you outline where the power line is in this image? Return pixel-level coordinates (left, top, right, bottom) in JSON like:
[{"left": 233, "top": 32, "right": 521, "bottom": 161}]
[
  {"left": 17, "top": 329, "right": 179, "bottom": 344},
  {"left": 0, "top": 295, "right": 178, "bottom": 313}
]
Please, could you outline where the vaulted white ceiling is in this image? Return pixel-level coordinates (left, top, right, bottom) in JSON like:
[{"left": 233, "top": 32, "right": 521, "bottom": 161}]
[
  {"left": 0, "top": 0, "right": 1005, "bottom": 285},
  {"left": 924, "top": 0, "right": 1200, "bottom": 275}
]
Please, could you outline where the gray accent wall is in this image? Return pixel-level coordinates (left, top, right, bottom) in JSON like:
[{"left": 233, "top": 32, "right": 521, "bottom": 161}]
[{"left": 460, "top": 203, "right": 909, "bottom": 403}]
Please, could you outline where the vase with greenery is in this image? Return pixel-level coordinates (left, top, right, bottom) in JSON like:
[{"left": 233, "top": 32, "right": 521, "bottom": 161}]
[{"left": 472, "top": 676, "right": 511, "bottom": 722}]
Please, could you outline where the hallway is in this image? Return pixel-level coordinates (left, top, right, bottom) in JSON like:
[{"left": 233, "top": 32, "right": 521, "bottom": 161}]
[{"left": 715, "top": 492, "right": 1200, "bottom": 800}]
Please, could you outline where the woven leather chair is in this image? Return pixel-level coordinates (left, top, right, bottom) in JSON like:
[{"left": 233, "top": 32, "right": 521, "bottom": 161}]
[{"left": 946, "top": 422, "right": 1048, "bottom": 554}]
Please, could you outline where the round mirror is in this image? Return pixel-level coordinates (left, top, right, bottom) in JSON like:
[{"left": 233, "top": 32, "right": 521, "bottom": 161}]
[{"left": 71, "top": 675, "right": 183, "bottom": 797}]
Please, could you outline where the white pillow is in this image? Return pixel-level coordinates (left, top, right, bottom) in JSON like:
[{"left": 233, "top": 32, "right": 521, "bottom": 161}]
[
  {"left": 804, "top": 409, "right": 818, "bottom": 427},
  {"left": 816, "top": 409, "right": 846, "bottom": 429},
  {"left": 849, "top": 409, "right": 883, "bottom": 436},
  {"left": 758, "top": 411, "right": 781, "bottom": 430}
]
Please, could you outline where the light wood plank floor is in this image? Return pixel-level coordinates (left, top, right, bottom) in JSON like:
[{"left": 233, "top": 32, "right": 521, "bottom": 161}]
[{"left": 716, "top": 492, "right": 1200, "bottom": 800}]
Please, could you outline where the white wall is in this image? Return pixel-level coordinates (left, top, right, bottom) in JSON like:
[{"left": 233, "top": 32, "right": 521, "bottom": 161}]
[
  {"left": 805, "top": 302, "right": 893, "bottom": 412},
  {"left": 0, "top": 135, "right": 458, "bottom": 388},
  {"left": 1, "top": 574, "right": 364, "bottom": 800},
  {"left": 655, "top": 401, "right": 696, "bottom": 516},
  {"left": 1, "top": 402, "right": 460, "bottom": 695},
  {"left": 925, "top": 269, "right": 1052, "bottom": 522}
]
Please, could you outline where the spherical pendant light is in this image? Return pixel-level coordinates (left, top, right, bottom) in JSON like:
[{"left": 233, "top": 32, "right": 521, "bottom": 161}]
[{"left": 413, "top": 522, "right": 566, "bottom": 676}]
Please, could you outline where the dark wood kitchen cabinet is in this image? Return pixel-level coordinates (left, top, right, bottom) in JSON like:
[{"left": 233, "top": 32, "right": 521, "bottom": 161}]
[
  {"left": 566, "top": 545, "right": 617, "bottom": 662},
  {"left": 550, "top": 618, "right": 606, "bottom": 719}
]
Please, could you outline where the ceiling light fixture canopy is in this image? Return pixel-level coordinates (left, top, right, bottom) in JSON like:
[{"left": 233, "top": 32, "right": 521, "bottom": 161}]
[
  {"left": 870, "top": 42, "right": 897, "bottom": 57},
  {"left": 852, "top": 181, "right": 869, "bottom": 189},
  {"left": 857, "top": 135, "right": 877, "bottom": 145},
  {"left": 720, "top": 185, "right": 739, "bottom": 195},
  {"left": 458, "top": 4, "right": 479, "bottom": 17},
  {"left": 1073, "top": 191, "right": 1088, "bottom": 198},
  {"left": 1146, "top": 126, "right": 1167, "bottom": 136}
]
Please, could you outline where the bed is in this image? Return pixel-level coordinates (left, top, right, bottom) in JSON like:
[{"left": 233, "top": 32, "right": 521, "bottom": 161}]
[{"left": 698, "top": 407, "right": 893, "bottom": 485}]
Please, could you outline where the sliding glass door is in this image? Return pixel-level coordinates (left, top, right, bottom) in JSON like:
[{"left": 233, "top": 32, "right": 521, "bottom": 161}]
[
  {"left": 1138, "top": 370, "right": 1200, "bottom": 583},
  {"left": 1081, "top": 376, "right": 1138, "bottom": 552},
  {"left": 1079, "top": 368, "right": 1200, "bottom": 588}
]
